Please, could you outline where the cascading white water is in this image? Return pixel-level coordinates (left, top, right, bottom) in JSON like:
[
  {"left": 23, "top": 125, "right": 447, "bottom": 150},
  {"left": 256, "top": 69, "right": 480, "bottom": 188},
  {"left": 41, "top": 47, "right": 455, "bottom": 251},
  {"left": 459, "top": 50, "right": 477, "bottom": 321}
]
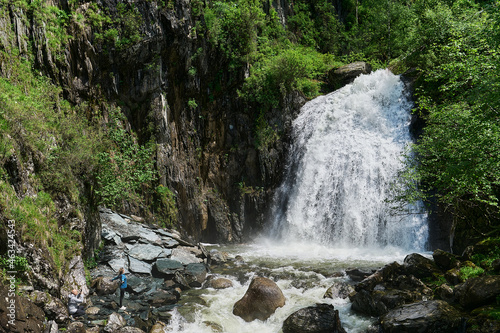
[{"left": 270, "top": 69, "right": 428, "bottom": 251}]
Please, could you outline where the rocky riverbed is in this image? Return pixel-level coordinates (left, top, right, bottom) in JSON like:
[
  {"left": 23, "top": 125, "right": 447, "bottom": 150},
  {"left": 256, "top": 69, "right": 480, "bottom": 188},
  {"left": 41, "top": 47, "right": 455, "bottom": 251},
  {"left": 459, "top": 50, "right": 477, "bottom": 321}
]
[{"left": 4, "top": 209, "right": 500, "bottom": 332}]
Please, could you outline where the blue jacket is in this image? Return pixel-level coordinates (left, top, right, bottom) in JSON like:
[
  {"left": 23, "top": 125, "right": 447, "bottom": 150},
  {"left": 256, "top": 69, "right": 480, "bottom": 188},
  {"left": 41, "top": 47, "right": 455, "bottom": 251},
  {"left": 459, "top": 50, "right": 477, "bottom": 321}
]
[{"left": 112, "top": 273, "right": 127, "bottom": 289}]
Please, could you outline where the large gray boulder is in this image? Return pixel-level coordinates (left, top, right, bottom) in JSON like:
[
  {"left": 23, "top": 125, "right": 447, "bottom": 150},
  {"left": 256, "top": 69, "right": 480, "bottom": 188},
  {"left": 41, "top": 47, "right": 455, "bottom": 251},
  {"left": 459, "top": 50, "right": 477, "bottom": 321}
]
[
  {"left": 328, "top": 61, "right": 372, "bottom": 89},
  {"left": 380, "top": 300, "right": 464, "bottom": 333},
  {"left": 154, "top": 258, "right": 184, "bottom": 276},
  {"left": 282, "top": 303, "right": 346, "bottom": 333},
  {"left": 128, "top": 244, "right": 164, "bottom": 261},
  {"left": 403, "top": 253, "right": 440, "bottom": 279},
  {"left": 233, "top": 276, "right": 286, "bottom": 322},
  {"left": 91, "top": 276, "right": 120, "bottom": 295},
  {"left": 455, "top": 275, "right": 500, "bottom": 309},
  {"left": 433, "top": 249, "right": 460, "bottom": 271},
  {"left": 324, "top": 281, "right": 354, "bottom": 299}
]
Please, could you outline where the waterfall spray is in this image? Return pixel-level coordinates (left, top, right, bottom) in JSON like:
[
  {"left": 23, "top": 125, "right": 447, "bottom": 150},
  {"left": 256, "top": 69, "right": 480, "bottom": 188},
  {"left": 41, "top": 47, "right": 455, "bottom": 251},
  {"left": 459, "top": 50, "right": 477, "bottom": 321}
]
[{"left": 270, "top": 69, "right": 428, "bottom": 251}]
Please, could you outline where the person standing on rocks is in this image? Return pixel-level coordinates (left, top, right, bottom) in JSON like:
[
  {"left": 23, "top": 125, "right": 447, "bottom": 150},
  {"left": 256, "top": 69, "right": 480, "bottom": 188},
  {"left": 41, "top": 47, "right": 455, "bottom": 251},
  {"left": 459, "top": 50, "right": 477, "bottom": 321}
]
[
  {"left": 68, "top": 289, "right": 86, "bottom": 319},
  {"left": 112, "top": 267, "right": 127, "bottom": 310}
]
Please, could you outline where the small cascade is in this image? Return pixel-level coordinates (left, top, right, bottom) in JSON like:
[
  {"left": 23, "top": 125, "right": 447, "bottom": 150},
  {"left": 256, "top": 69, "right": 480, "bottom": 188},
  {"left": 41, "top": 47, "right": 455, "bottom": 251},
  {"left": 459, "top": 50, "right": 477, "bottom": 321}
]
[{"left": 269, "top": 69, "right": 428, "bottom": 251}]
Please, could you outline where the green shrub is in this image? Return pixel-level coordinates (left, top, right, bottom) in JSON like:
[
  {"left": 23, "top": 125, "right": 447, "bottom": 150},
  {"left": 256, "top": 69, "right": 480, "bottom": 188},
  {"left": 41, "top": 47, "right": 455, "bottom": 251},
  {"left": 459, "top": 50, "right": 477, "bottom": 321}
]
[
  {"left": 155, "top": 185, "right": 178, "bottom": 229},
  {"left": 459, "top": 266, "right": 485, "bottom": 280},
  {"left": 95, "top": 107, "right": 157, "bottom": 208}
]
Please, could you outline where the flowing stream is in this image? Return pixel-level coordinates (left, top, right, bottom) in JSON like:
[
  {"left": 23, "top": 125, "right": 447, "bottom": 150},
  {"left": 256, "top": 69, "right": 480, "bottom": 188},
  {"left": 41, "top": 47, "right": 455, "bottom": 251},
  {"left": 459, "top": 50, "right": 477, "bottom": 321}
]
[{"left": 165, "top": 70, "right": 429, "bottom": 332}]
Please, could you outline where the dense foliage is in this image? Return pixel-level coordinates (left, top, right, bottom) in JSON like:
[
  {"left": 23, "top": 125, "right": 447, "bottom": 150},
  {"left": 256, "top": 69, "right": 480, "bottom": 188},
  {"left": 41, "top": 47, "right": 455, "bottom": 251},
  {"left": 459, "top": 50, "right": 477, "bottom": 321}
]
[{"left": 396, "top": 0, "right": 500, "bottom": 230}]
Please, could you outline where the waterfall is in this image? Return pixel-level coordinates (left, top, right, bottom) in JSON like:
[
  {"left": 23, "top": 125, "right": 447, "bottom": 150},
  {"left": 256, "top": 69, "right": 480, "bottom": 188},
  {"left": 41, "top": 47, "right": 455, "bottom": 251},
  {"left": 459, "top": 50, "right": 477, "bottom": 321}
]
[{"left": 269, "top": 69, "right": 428, "bottom": 251}]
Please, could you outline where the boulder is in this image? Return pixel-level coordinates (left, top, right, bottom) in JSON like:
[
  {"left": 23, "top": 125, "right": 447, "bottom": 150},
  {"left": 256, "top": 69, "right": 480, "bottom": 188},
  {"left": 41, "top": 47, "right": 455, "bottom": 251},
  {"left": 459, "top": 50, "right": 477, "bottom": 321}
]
[
  {"left": 205, "top": 277, "right": 233, "bottom": 289},
  {"left": 403, "top": 253, "right": 440, "bottom": 279},
  {"left": 104, "top": 312, "right": 127, "bottom": 332},
  {"left": 433, "top": 249, "right": 460, "bottom": 271},
  {"left": 455, "top": 275, "right": 500, "bottom": 309},
  {"left": 128, "top": 256, "right": 152, "bottom": 275},
  {"left": 91, "top": 276, "right": 120, "bottom": 295},
  {"left": 171, "top": 246, "right": 204, "bottom": 264},
  {"left": 324, "top": 281, "right": 354, "bottom": 299},
  {"left": 346, "top": 268, "right": 374, "bottom": 282},
  {"left": 154, "top": 258, "right": 184, "bottom": 276},
  {"left": 328, "top": 61, "right": 372, "bottom": 89},
  {"left": 380, "top": 300, "right": 464, "bottom": 333},
  {"left": 209, "top": 250, "right": 229, "bottom": 264},
  {"left": 356, "top": 262, "right": 402, "bottom": 292},
  {"left": 435, "top": 284, "right": 455, "bottom": 303},
  {"left": 282, "top": 303, "right": 346, "bottom": 333},
  {"left": 150, "top": 321, "right": 167, "bottom": 333},
  {"left": 444, "top": 267, "right": 463, "bottom": 285},
  {"left": 30, "top": 290, "right": 69, "bottom": 323},
  {"left": 184, "top": 263, "right": 208, "bottom": 287},
  {"left": 233, "top": 276, "right": 286, "bottom": 322},
  {"left": 128, "top": 244, "right": 164, "bottom": 261},
  {"left": 66, "top": 321, "right": 85, "bottom": 333},
  {"left": 351, "top": 288, "right": 420, "bottom": 316}
]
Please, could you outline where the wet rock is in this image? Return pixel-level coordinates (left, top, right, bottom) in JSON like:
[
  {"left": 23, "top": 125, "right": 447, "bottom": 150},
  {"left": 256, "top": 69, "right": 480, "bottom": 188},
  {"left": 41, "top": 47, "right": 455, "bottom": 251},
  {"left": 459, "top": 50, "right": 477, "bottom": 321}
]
[
  {"left": 455, "top": 275, "right": 500, "bottom": 309},
  {"left": 184, "top": 263, "right": 208, "bottom": 287},
  {"left": 433, "top": 249, "right": 460, "bottom": 271},
  {"left": 174, "top": 271, "right": 192, "bottom": 290},
  {"left": 346, "top": 268, "right": 374, "bottom": 282},
  {"left": 91, "top": 277, "right": 120, "bottom": 295},
  {"left": 380, "top": 300, "right": 464, "bottom": 333},
  {"left": 150, "top": 321, "right": 167, "bottom": 333},
  {"left": 104, "top": 312, "right": 127, "bottom": 332},
  {"left": 203, "top": 321, "right": 224, "bottom": 332},
  {"left": 146, "top": 289, "right": 178, "bottom": 306},
  {"left": 30, "top": 290, "right": 68, "bottom": 323},
  {"left": 233, "top": 276, "right": 286, "bottom": 322},
  {"left": 403, "top": 253, "right": 440, "bottom": 279},
  {"left": 209, "top": 249, "right": 229, "bottom": 264},
  {"left": 324, "top": 281, "right": 355, "bottom": 299},
  {"left": 128, "top": 244, "right": 165, "bottom": 261},
  {"left": 351, "top": 288, "right": 421, "bottom": 317},
  {"left": 205, "top": 276, "right": 233, "bottom": 289},
  {"left": 154, "top": 258, "right": 184, "bottom": 276},
  {"left": 282, "top": 303, "right": 346, "bottom": 333},
  {"left": 328, "top": 61, "right": 372, "bottom": 89},
  {"left": 356, "top": 262, "right": 402, "bottom": 292}
]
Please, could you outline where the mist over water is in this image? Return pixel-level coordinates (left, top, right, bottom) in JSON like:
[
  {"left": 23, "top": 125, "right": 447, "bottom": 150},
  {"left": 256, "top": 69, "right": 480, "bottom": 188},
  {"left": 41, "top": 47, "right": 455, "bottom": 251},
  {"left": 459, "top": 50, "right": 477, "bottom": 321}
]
[{"left": 269, "top": 69, "right": 428, "bottom": 252}]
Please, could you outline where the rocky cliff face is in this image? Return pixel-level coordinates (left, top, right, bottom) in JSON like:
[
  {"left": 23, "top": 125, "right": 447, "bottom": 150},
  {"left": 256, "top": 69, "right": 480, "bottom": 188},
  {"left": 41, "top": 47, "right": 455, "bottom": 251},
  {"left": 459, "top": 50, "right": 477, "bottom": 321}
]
[{"left": 1, "top": 0, "right": 302, "bottom": 244}]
